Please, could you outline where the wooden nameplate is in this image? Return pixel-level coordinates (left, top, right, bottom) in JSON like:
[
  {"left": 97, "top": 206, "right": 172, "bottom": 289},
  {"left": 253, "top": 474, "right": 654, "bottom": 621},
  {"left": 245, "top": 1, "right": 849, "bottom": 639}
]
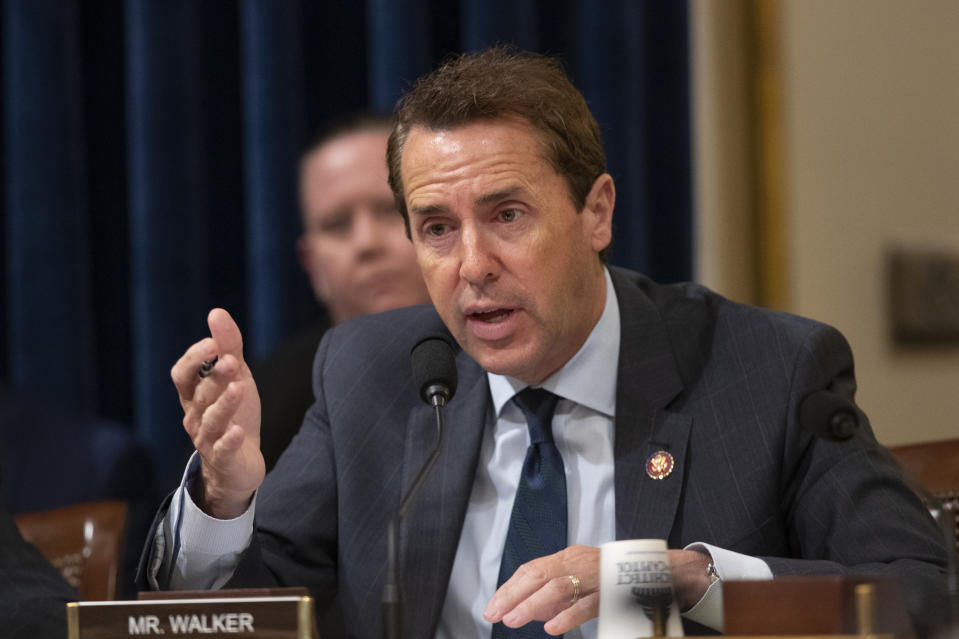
[{"left": 67, "top": 588, "right": 317, "bottom": 639}]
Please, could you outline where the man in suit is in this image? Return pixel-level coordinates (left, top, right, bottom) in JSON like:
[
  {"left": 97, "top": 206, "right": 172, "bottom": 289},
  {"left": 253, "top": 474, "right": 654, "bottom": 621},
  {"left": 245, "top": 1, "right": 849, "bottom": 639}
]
[
  {"left": 144, "top": 47, "right": 949, "bottom": 638},
  {"left": 253, "top": 115, "right": 430, "bottom": 471}
]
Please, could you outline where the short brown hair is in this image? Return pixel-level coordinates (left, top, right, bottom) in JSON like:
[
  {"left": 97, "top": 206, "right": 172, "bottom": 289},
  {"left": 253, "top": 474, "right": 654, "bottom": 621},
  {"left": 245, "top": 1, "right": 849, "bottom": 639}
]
[{"left": 387, "top": 46, "right": 609, "bottom": 261}]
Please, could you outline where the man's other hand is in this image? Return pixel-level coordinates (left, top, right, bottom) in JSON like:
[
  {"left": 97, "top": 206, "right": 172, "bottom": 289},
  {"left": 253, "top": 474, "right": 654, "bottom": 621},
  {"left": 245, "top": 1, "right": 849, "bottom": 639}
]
[
  {"left": 171, "top": 308, "right": 265, "bottom": 519},
  {"left": 667, "top": 549, "right": 714, "bottom": 611},
  {"left": 484, "top": 545, "right": 599, "bottom": 636},
  {"left": 483, "top": 546, "right": 714, "bottom": 635}
]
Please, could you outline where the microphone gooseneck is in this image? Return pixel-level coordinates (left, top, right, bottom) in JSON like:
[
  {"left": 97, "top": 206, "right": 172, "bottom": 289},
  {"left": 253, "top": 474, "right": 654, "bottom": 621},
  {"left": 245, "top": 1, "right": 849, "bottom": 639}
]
[{"left": 384, "top": 334, "right": 458, "bottom": 639}]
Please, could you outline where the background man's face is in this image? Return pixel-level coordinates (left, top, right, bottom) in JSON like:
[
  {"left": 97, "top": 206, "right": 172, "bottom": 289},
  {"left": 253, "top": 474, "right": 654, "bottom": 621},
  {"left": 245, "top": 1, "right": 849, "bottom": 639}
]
[
  {"left": 298, "top": 129, "right": 430, "bottom": 323},
  {"left": 402, "top": 117, "right": 613, "bottom": 385}
]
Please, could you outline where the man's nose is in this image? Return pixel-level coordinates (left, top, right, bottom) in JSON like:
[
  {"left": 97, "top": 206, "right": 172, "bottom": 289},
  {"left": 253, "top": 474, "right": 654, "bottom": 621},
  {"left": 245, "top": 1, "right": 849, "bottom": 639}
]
[
  {"left": 353, "top": 210, "right": 386, "bottom": 253},
  {"left": 459, "top": 226, "right": 499, "bottom": 284}
]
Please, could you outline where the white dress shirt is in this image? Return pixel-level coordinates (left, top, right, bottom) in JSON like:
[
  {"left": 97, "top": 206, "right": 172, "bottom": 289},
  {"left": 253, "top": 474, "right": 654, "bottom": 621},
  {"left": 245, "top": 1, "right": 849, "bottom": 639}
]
[
  {"left": 436, "top": 269, "right": 621, "bottom": 639},
  {"left": 156, "top": 268, "right": 772, "bottom": 636}
]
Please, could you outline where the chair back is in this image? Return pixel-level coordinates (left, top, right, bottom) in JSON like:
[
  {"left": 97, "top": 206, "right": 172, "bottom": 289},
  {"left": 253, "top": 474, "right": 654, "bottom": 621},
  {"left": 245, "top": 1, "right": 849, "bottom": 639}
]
[
  {"left": 14, "top": 499, "right": 128, "bottom": 600},
  {"left": 888, "top": 438, "right": 959, "bottom": 555}
]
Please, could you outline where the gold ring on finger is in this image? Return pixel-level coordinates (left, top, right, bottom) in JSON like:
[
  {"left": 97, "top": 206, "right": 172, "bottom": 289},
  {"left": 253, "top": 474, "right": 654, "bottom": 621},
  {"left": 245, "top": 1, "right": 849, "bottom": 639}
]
[{"left": 567, "top": 574, "right": 581, "bottom": 605}]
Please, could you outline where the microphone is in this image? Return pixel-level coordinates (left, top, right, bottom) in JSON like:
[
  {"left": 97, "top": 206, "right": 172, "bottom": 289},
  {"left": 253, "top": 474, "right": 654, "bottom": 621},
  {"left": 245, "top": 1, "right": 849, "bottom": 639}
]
[
  {"left": 383, "top": 333, "right": 458, "bottom": 639},
  {"left": 798, "top": 390, "right": 860, "bottom": 441},
  {"left": 410, "top": 335, "right": 459, "bottom": 407}
]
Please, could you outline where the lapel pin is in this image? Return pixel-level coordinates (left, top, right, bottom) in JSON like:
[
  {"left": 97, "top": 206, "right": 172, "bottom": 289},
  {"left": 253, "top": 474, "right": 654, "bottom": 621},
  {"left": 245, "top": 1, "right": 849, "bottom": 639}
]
[{"left": 646, "top": 450, "right": 674, "bottom": 480}]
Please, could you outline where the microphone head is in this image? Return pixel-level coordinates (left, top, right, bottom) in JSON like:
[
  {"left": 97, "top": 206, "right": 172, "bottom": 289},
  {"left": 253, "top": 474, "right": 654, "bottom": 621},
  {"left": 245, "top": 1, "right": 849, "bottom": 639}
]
[
  {"left": 798, "top": 390, "right": 860, "bottom": 441},
  {"left": 410, "top": 335, "right": 458, "bottom": 406}
]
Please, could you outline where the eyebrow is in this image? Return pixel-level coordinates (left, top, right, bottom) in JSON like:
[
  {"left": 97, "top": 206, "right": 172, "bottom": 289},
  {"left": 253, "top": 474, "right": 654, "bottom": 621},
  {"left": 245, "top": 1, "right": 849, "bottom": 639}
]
[
  {"left": 409, "top": 203, "right": 450, "bottom": 218},
  {"left": 409, "top": 186, "right": 526, "bottom": 217},
  {"left": 475, "top": 186, "right": 524, "bottom": 207}
]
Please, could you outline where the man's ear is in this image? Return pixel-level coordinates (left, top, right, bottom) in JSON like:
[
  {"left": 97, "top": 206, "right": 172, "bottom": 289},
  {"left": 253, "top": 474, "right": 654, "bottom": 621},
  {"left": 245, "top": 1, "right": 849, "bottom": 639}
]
[
  {"left": 297, "top": 235, "right": 331, "bottom": 303},
  {"left": 582, "top": 173, "right": 615, "bottom": 254}
]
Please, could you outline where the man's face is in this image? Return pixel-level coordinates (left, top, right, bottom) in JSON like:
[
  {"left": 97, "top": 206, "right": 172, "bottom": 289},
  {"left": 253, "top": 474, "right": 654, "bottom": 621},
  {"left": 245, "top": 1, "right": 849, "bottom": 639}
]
[
  {"left": 402, "top": 118, "right": 614, "bottom": 385},
  {"left": 298, "top": 129, "right": 430, "bottom": 323}
]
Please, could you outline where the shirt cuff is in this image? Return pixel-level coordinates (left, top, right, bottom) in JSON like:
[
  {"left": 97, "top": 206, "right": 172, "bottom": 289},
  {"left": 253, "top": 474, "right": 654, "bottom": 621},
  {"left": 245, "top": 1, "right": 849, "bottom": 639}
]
[
  {"left": 680, "top": 542, "right": 773, "bottom": 632},
  {"left": 166, "top": 452, "right": 257, "bottom": 590},
  {"left": 176, "top": 453, "right": 257, "bottom": 556}
]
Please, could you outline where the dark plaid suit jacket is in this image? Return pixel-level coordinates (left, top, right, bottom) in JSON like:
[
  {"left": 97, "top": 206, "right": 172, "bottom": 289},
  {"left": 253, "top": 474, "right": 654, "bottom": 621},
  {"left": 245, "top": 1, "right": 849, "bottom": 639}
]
[{"left": 146, "top": 267, "right": 949, "bottom": 638}]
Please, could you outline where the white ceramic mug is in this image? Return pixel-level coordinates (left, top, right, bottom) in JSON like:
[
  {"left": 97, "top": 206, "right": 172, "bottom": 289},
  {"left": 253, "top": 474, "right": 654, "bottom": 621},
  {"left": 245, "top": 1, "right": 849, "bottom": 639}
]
[{"left": 597, "top": 539, "right": 684, "bottom": 639}]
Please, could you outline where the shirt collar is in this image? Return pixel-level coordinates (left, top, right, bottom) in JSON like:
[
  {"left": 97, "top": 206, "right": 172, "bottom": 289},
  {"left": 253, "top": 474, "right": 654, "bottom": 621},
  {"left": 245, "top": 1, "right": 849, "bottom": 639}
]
[{"left": 488, "top": 268, "right": 620, "bottom": 418}]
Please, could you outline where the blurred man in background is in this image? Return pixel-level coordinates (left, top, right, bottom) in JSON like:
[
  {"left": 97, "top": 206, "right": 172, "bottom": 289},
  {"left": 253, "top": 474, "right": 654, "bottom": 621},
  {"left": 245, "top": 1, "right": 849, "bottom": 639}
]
[{"left": 253, "top": 116, "right": 430, "bottom": 470}]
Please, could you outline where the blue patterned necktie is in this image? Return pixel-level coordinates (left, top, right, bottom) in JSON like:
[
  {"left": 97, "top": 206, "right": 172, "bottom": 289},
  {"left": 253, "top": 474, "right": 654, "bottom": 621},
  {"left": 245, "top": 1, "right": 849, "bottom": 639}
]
[{"left": 492, "top": 387, "right": 567, "bottom": 638}]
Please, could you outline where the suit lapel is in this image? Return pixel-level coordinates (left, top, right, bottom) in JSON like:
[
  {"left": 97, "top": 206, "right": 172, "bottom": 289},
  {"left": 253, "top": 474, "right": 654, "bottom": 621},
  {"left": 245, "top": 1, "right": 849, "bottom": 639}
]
[
  {"left": 398, "top": 352, "right": 488, "bottom": 639},
  {"left": 610, "top": 269, "right": 691, "bottom": 541},
  {"left": 386, "top": 268, "right": 693, "bottom": 635}
]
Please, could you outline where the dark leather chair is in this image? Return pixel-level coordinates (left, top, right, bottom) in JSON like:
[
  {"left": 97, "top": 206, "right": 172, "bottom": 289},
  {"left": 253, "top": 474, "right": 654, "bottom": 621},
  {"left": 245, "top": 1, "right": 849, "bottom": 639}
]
[
  {"left": 14, "top": 499, "right": 128, "bottom": 600},
  {"left": 1, "top": 394, "right": 160, "bottom": 599}
]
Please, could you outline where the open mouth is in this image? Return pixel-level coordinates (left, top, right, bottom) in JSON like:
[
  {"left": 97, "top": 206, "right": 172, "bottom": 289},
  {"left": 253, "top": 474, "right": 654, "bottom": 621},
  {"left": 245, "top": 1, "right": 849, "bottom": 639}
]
[{"left": 470, "top": 308, "right": 514, "bottom": 323}]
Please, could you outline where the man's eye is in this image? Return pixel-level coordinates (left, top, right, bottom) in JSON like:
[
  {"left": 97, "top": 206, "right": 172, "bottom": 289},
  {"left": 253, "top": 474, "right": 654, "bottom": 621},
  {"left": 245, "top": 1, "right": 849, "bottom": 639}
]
[
  {"left": 320, "top": 219, "right": 350, "bottom": 235},
  {"left": 500, "top": 209, "right": 520, "bottom": 222},
  {"left": 426, "top": 223, "right": 448, "bottom": 236},
  {"left": 313, "top": 212, "right": 351, "bottom": 236}
]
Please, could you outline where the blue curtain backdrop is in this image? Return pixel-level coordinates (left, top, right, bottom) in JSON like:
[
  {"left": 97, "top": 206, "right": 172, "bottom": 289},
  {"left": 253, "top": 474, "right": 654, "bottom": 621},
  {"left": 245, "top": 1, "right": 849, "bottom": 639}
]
[{"left": 1, "top": 0, "right": 690, "bottom": 490}]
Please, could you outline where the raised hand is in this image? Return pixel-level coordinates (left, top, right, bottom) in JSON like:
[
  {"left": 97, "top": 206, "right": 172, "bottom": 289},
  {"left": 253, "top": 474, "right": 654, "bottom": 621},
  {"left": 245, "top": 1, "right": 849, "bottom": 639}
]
[{"left": 170, "top": 308, "right": 265, "bottom": 519}]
